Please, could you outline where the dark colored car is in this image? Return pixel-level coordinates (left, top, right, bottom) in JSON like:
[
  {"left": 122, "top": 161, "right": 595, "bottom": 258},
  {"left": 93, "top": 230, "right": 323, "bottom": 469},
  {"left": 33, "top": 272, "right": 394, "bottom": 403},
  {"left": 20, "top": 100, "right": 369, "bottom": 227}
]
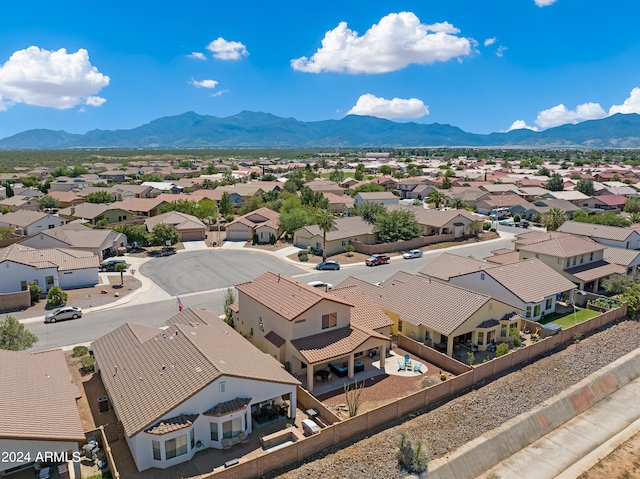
[
  {"left": 315, "top": 261, "right": 340, "bottom": 270},
  {"left": 365, "top": 254, "right": 390, "bottom": 266}
]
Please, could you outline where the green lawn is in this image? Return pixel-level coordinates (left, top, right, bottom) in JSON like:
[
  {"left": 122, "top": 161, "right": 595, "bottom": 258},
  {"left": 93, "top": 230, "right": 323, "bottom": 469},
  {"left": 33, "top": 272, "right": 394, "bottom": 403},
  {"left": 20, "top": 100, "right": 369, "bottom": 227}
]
[{"left": 539, "top": 307, "right": 600, "bottom": 328}]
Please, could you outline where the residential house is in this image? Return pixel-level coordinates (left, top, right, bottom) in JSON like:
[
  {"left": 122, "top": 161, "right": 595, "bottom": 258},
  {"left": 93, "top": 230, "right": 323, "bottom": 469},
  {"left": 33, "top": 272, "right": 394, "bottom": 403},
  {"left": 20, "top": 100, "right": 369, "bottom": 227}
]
[
  {"left": 442, "top": 187, "right": 486, "bottom": 209},
  {"left": 421, "top": 253, "right": 576, "bottom": 321},
  {"left": 46, "top": 190, "right": 84, "bottom": 208},
  {"left": 115, "top": 184, "right": 156, "bottom": 198},
  {"left": 117, "top": 197, "right": 167, "bottom": 217},
  {"left": 540, "top": 190, "right": 590, "bottom": 205},
  {"left": 225, "top": 207, "right": 279, "bottom": 242},
  {"left": 395, "top": 177, "right": 433, "bottom": 199},
  {"left": 0, "top": 244, "right": 99, "bottom": 293},
  {"left": 98, "top": 170, "right": 127, "bottom": 183},
  {"left": 58, "top": 203, "right": 132, "bottom": 225},
  {"left": 0, "top": 349, "right": 84, "bottom": 477},
  {"left": 517, "top": 233, "right": 624, "bottom": 292},
  {"left": 303, "top": 179, "right": 344, "bottom": 196},
  {"left": 556, "top": 221, "right": 640, "bottom": 250},
  {"left": 294, "top": 216, "right": 376, "bottom": 256},
  {"left": 141, "top": 181, "right": 184, "bottom": 194},
  {"left": 323, "top": 192, "right": 355, "bottom": 214},
  {"left": 19, "top": 223, "right": 127, "bottom": 260},
  {"left": 353, "top": 191, "right": 399, "bottom": 207},
  {"left": 511, "top": 198, "right": 581, "bottom": 220},
  {"left": 483, "top": 248, "right": 521, "bottom": 265},
  {"left": 145, "top": 211, "right": 207, "bottom": 242},
  {"left": 604, "top": 247, "right": 640, "bottom": 278},
  {"left": 214, "top": 185, "right": 266, "bottom": 205},
  {"left": 48, "top": 176, "right": 94, "bottom": 192},
  {"left": 0, "top": 210, "right": 64, "bottom": 235},
  {"left": 0, "top": 195, "right": 40, "bottom": 212},
  {"left": 337, "top": 271, "right": 521, "bottom": 356},
  {"left": 232, "top": 272, "right": 391, "bottom": 392},
  {"left": 198, "top": 189, "right": 243, "bottom": 206},
  {"left": 387, "top": 204, "right": 481, "bottom": 238},
  {"left": 371, "top": 176, "right": 398, "bottom": 190},
  {"left": 92, "top": 307, "right": 300, "bottom": 472},
  {"left": 475, "top": 194, "right": 531, "bottom": 215},
  {"left": 576, "top": 195, "right": 627, "bottom": 213}
]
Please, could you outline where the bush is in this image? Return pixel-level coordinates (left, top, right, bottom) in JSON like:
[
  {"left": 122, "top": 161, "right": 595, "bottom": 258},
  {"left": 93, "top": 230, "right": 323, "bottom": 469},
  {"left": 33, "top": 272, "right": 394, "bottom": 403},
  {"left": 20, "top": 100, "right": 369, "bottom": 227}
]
[
  {"left": 269, "top": 234, "right": 276, "bottom": 245},
  {"left": 467, "top": 352, "right": 475, "bottom": 366},
  {"left": 495, "top": 343, "right": 510, "bottom": 357},
  {"left": 29, "top": 281, "right": 42, "bottom": 303},
  {"left": 490, "top": 227, "right": 497, "bottom": 233},
  {"left": 252, "top": 232, "right": 259, "bottom": 245},
  {"left": 396, "top": 432, "right": 428, "bottom": 474},
  {"left": 483, "top": 221, "right": 491, "bottom": 230},
  {"left": 344, "top": 244, "right": 355, "bottom": 256},
  {"left": 72, "top": 345, "right": 89, "bottom": 357},
  {"left": 297, "top": 250, "right": 308, "bottom": 258},
  {"left": 46, "top": 286, "right": 67, "bottom": 307},
  {"left": 81, "top": 355, "right": 96, "bottom": 373},
  {"left": 298, "top": 252, "right": 309, "bottom": 262},
  {"left": 225, "top": 213, "right": 235, "bottom": 223},
  {"left": 513, "top": 214, "right": 521, "bottom": 222},
  {"left": 439, "top": 372, "right": 447, "bottom": 381}
]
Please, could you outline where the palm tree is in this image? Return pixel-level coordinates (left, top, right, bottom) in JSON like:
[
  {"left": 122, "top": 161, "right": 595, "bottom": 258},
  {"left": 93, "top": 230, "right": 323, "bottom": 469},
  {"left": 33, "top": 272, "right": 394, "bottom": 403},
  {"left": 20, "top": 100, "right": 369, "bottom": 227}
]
[
  {"left": 450, "top": 197, "right": 467, "bottom": 210},
  {"left": 541, "top": 207, "right": 567, "bottom": 232},
  {"left": 115, "top": 262, "right": 127, "bottom": 286},
  {"left": 315, "top": 209, "right": 334, "bottom": 261},
  {"left": 426, "top": 190, "right": 445, "bottom": 209}
]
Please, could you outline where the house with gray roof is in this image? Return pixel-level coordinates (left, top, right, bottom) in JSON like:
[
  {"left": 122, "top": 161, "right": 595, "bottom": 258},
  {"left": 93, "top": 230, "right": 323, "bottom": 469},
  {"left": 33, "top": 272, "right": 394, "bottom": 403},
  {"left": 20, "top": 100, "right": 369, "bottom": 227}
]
[
  {"left": 353, "top": 191, "right": 399, "bottom": 207},
  {"left": 92, "top": 307, "right": 300, "bottom": 472},
  {"left": 294, "top": 216, "right": 376, "bottom": 256},
  {"left": 145, "top": 211, "right": 207, "bottom": 242},
  {"left": 556, "top": 221, "right": 640, "bottom": 250},
  {"left": 0, "top": 210, "right": 64, "bottom": 235},
  {"left": 604, "top": 247, "right": 640, "bottom": 278}
]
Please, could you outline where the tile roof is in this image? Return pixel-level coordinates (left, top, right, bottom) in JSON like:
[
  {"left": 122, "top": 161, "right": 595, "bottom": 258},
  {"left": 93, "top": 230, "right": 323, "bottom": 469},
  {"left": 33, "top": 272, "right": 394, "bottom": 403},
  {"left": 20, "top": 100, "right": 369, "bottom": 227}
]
[
  {"left": 513, "top": 231, "right": 570, "bottom": 247},
  {"left": 564, "top": 260, "right": 625, "bottom": 282},
  {"left": 0, "top": 349, "right": 85, "bottom": 442},
  {"left": 418, "top": 253, "right": 486, "bottom": 280},
  {"left": 0, "top": 243, "right": 99, "bottom": 270},
  {"left": 30, "top": 223, "right": 124, "bottom": 249},
  {"left": 203, "top": 397, "right": 252, "bottom": 417},
  {"left": 355, "top": 191, "right": 399, "bottom": 200},
  {"left": 91, "top": 307, "right": 299, "bottom": 437},
  {"left": 337, "top": 271, "right": 493, "bottom": 336},
  {"left": 386, "top": 205, "right": 479, "bottom": 228},
  {"left": 0, "top": 209, "right": 52, "bottom": 227},
  {"left": 58, "top": 202, "right": 128, "bottom": 219},
  {"left": 117, "top": 197, "right": 166, "bottom": 213},
  {"left": 543, "top": 190, "right": 590, "bottom": 201},
  {"left": 557, "top": 221, "right": 638, "bottom": 242},
  {"left": 603, "top": 247, "right": 640, "bottom": 267},
  {"left": 329, "top": 285, "right": 394, "bottom": 331},
  {"left": 227, "top": 207, "right": 280, "bottom": 230},
  {"left": 518, "top": 235, "right": 603, "bottom": 258},
  {"left": 476, "top": 196, "right": 530, "bottom": 208},
  {"left": 265, "top": 330, "right": 286, "bottom": 348},
  {"left": 295, "top": 216, "right": 375, "bottom": 241},
  {"left": 145, "top": 413, "right": 199, "bottom": 435},
  {"left": 235, "top": 272, "right": 352, "bottom": 321},
  {"left": 290, "top": 326, "right": 389, "bottom": 364},
  {"left": 144, "top": 211, "right": 206, "bottom": 232},
  {"left": 484, "top": 250, "right": 521, "bottom": 264}
]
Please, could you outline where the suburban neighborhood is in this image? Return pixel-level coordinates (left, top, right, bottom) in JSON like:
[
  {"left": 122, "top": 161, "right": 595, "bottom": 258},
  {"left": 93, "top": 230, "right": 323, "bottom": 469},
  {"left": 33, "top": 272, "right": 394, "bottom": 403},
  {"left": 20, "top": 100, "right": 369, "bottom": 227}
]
[{"left": 1, "top": 150, "right": 640, "bottom": 479}]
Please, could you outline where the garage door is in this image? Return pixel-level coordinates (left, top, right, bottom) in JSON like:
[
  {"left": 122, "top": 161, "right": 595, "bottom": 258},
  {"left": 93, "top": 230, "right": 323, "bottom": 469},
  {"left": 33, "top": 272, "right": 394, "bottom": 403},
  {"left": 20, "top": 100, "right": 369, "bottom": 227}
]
[{"left": 180, "top": 230, "right": 205, "bottom": 241}]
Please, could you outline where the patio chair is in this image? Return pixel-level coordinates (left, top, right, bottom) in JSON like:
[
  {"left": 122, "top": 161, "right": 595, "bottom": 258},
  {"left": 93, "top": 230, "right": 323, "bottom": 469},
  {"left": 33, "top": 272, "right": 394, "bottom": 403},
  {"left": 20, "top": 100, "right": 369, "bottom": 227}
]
[
  {"left": 404, "top": 354, "right": 412, "bottom": 367},
  {"left": 397, "top": 360, "right": 406, "bottom": 371},
  {"left": 239, "top": 432, "right": 249, "bottom": 444},
  {"left": 413, "top": 362, "right": 423, "bottom": 373},
  {"left": 222, "top": 438, "right": 232, "bottom": 449}
]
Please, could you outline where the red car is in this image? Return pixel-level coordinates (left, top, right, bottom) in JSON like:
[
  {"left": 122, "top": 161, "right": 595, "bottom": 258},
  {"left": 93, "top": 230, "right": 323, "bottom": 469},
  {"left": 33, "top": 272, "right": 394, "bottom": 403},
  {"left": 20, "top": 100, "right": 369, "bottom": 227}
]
[{"left": 365, "top": 254, "right": 390, "bottom": 266}]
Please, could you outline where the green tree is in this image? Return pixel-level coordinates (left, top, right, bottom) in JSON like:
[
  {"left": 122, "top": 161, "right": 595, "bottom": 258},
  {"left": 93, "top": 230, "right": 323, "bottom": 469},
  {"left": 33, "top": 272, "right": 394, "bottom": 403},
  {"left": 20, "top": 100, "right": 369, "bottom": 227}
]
[
  {"left": 300, "top": 187, "right": 329, "bottom": 209},
  {"left": 538, "top": 166, "right": 551, "bottom": 177},
  {"left": 150, "top": 224, "right": 180, "bottom": 246},
  {"left": 0, "top": 226, "right": 12, "bottom": 240},
  {"left": 379, "top": 165, "right": 392, "bottom": 176},
  {"left": 315, "top": 209, "right": 334, "bottom": 261},
  {"left": 329, "top": 167, "right": 344, "bottom": 183},
  {"left": 111, "top": 224, "right": 149, "bottom": 247},
  {"left": 495, "top": 342, "right": 510, "bottom": 357},
  {"left": 351, "top": 202, "right": 386, "bottom": 222},
  {"left": 624, "top": 198, "right": 640, "bottom": 214},
  {"left": 86, "top": 191, "right": 113, "bottom": 204},
  {"left": 39, "top": 195, "right": 60, "bottom": 210},
  {"left": 344, "top": 244, "right": 355, "bottom": 256},
  {"left": 279, "top": 208, "right": 312, "bottom": 237},
  {"left": 575, "top": 178, "right": 595, "bottom": 196},
  {"left": 238, "top": 195, "right": 263, "bottom": 215},
  {"left": 349, "top": 182, "right": 386, "bottom": 197},
  {"left": 0, "top": 316, "right": 38, "bottom": 351},
  {"left": 427, "top": 190, "right": 445, "bottom": 208},
  {"left": 46, "top": 286, "right": 68, "bottom": 307},
  {"left": 115, "top": 262, "right": 127, "bottom": 286},
  {"left": 223, "top": 288, "right": 235, "bottom": 327},
  {"left": 20, "top": 176, "right": 41, "bottom": 188},
  {"left": 450, "top": 197, "right": 467, "bottom": 209},
  {"left": 545, "top": 173, "right": 564, "bottom": 191},
  {"left": 218, "top": 192, "right": 235, "bottom": 217},
  {"left": 29, "top": 281, "right": 42, "bottom": 303},
  {"left": 541, "top": 207, "right": 567, "bottom": 231},
  {"left": 602, "top": 275, "right": 634, "bottom": 295},
  {"left": 4, "top": 182, "right": 13, "bottom": 197},
  {"left": 374, "top": 209, "right": 422, "bottom": 243},
  {"left": 441, "top": 176, "right": 452, "bottom": 189}
]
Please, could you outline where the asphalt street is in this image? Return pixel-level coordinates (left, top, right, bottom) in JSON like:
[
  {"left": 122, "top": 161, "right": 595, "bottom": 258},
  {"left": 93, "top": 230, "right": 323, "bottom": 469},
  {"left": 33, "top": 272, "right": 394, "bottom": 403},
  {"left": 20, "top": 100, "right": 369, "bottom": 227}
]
[{"left": 26, "top": 234, "right": 515, "bottom": 351}]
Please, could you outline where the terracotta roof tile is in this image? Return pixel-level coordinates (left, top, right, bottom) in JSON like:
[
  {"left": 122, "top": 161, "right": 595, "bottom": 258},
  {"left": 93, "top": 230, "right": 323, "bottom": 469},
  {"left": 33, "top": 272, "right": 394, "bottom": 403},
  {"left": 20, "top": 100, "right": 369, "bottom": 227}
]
[
  {"left": 145, "top": 413, "right": 199, "bottom": 435},
  {"left": 329, "top": 285, "right": 393, "bottom": 331},
  {"left": 564, "top": 260, "right": 625, "bottom": 282},
  {"left": 418, "top": 253, "right": 486, "bottom": 280},
  {"left": 203, "top": 397, "right": 251, "bottom": 417},
  {"left": 290, "top": 326, "right": 388, "bottom": 364},
  {"left": 557, "top": 221, "right": 638, "bottom": 242},
  {"left": 519, "top": 235, "right": 603, "bottom": 258},
  {"left": 265, "top": 331, "right": 285, "bottom": 348}
]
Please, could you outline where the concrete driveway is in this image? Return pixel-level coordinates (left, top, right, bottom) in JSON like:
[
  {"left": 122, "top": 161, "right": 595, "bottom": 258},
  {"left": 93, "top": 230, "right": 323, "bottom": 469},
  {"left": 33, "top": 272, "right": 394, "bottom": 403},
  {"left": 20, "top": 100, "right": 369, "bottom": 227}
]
[{"left": 139, "top": 249, "right": 306, "bottom": 296}]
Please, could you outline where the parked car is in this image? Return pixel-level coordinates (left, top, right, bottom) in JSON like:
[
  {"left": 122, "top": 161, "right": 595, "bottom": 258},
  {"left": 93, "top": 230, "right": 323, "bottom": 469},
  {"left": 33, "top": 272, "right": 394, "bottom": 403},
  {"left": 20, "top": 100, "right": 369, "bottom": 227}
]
[
  {"left": 498, "top": 220, "right": 515, "bottom": 227},
  {"left": 315, "top": 261, "right": 340, "bottom": 270},
  {"left": 307, "top": 281, "right": 333, "bottom": 290},
  {"left": 403, "top": 249, "right": 423, "bottom": 259},
  {"left": 514, "top": 220, "right": 530, "bottom": 228},
  {"left": 99, "top": 258, "right": 127, "bottom": 271},
  {"left": 45, "top": 306, "right": 82, "bottom": 323},
  {"left": 365, "top": 254, "right": 390, "bottom": 266}
]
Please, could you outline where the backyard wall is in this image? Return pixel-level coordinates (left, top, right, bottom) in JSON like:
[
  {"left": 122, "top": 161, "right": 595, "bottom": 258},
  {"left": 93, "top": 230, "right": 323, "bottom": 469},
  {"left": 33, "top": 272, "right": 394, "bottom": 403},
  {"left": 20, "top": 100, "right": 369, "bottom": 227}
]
[
  {"left": 0, "top": 290, "right": 30, "bottom": 312},
  {"left": 200, "top": 303, "right": 628, "bottom": 479},
  {"left": 350, "top": 234, "right": 454, "bottom": 255}
]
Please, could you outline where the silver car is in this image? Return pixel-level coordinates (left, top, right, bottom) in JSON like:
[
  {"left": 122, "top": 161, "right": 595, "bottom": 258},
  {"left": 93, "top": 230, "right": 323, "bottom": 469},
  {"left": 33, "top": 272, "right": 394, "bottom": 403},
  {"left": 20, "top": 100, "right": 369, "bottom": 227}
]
[
  {"left": 403, "top": 249, "right": 423, "bottom": 259},
  {"left": 45, "top": 306, "right": 83, "bottom": 323}
]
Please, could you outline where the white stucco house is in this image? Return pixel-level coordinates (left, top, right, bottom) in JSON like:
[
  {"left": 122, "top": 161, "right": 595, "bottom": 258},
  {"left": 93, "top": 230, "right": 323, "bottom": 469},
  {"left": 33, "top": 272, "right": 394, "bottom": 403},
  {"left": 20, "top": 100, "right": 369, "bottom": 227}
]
[
  {"left": 0, "top": 244, "right": 99, "bottom": 293},
  {"left": 0, "top": 210, "right": 64, "bottom": 235},
  {"left": 91, "top": 308, "right": 300, "bottom": 472}
]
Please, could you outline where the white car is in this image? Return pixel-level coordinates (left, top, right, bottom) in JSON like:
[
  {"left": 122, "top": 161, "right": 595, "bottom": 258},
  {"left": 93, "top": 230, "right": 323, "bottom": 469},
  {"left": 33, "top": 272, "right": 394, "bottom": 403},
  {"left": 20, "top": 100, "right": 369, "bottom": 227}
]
[
  {"left": 307, "top": 281, "right": 333, "bottom": 290},
  {"left": 403, "top": 249, "right": 423, "bottom": 259}
]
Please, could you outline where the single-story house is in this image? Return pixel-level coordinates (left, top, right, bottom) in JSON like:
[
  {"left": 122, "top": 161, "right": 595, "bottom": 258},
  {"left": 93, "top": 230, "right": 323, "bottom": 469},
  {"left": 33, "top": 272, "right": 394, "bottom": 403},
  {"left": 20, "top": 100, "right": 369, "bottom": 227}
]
[
  {"left": 556, "top": 221, "right": 640, "bottom": 250},
  {"left": 0, "top": 195, "right": 41, "bottom": 212},
  {"left": 58, "top": 203, "right": 132, "bottom": 225},
  {"left": 294, "top": 216, "right": 376, "bottom": 256},
  {"left": 576, "top": 195, "right": 627, "bottom": 213},
  {"left": 92, "top": 307, "right": 300, "bottom": 471},
  {"left": 214, "top": 185, "right": 266, "bottom": 205},
  {"left": 0, "top": 244, "right": 99, "bottom": 293},
  {"left": 387, "top": 204, "right": 481, "bottom": 238},
  {"left": 604, "top": 247, "right": 640, "bottom": 278},
  {"left": 475, "top": 195, "right": 531, "bottom": 215},
  {"left": 302, "top": 179, "right": 344, "bottom": 196},
  {"left": 324, "top": 192, "right": 355, "bottom": 214},
  {"left": 46, "top": 190, "right": 84, "bottom": 208},
  {"left": 511, "top": 198, "right": 581, "bottom": 220},
  {"left": 353, "top": 191, "right": 399, "bottom": 207},
  {"left": 117, "top": 197, "right": 167, "bottom": 217},
  {"left": 0, "top": 210, "right": 64, "bottom": 235},
  {"left": 540, "top": 190, "right": 590, "bottom": 205},
  {"left": 145, "top": 211, "right": 207, "bottom": 242},
  {"left": 0, "top": 349, "right": 84, "bottom": 477},
  {"left": 225, "top": 207, "right": 279, "bottom": 242}
]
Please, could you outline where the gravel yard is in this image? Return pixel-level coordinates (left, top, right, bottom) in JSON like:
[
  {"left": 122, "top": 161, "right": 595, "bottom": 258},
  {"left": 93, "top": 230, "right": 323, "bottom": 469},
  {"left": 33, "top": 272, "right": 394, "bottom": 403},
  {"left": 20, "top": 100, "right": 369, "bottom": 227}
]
[{"left": 266, "top": 319, "right": 640, "bottom": 479}]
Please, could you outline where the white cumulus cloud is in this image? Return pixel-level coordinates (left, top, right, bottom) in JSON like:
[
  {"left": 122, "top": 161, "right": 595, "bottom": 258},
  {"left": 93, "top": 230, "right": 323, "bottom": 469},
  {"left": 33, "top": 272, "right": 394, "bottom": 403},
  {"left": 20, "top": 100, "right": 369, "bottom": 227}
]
[
  {"left": 507, "top": 120, "right": 538, "bottom": 132},
  {"left": 535, "top": 102, "right": 607, "bottom": 128},
  {"left": 188, "top": 52, "right": 206, "bottom": 61},
  {"left": 0, "top": 46, "right": 109, "bottom": 110},
  {"left": 484, "top": 37, "right": 496, "bottom": 47},
  {"left": 609, "top": 88, "right": 640, "bottom": 115},
  {"left": 206, "top": 38, "right": 248, "bottom": 60},
  {"left": 535, "top": 0, "right": 558, "bottom": 6},
  {"left": 291, "top": 11, "right": 472, "bottom": 74},
  {"left": 347, "top": 94, "right": 429, "bottom": 119},
  {"left": 191, "top": 79, "right": 219, "bottom": 89},
  {"left": 496, "top": 45, "right": 508, "bottom": 57}
]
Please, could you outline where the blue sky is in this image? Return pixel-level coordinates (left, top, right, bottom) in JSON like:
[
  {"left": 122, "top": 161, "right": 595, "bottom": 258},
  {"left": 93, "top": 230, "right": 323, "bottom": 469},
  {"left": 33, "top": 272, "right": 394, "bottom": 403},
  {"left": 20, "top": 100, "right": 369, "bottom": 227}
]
[{"left": 1, "top": 0, "right": 639, "bottom": 140}]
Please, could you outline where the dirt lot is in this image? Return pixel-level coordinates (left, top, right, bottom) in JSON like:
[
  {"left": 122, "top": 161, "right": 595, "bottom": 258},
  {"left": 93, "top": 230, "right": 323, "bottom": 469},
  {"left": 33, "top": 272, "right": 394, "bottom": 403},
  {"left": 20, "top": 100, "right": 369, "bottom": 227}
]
[{"left": 578, "top": 431, "right": 640, "bottom": 479}]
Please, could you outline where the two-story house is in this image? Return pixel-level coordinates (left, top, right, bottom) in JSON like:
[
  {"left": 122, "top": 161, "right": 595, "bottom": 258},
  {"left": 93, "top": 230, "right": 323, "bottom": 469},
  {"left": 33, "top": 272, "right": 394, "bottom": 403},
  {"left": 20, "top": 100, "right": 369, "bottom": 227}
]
[{"left": 232, "top": 272, "right": 391, "bottom": 392}]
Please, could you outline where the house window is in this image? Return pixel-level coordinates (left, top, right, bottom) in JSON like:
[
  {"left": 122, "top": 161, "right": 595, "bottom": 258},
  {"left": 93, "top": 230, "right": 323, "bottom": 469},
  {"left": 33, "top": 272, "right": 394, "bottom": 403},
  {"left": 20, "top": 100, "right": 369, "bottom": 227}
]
[
  {"left": 590, "top": 252, "right": 594, "bottom": 261},
  {"left": 580, "top": 255, "right": 584, "bottom": 264},
  {"left": 545, "top": 297, "right": 553, "bottom": 310},
  {"left": 219, "top": 381, "right": 226, "bottom": 393},
  {"left": 48, "top": 224, "right": 55, "bottom": 229},
  {"left": 165, "top": 434, "right": 187, "bottom": 459},
  {"left": 573, "top": 257, "right": 577, "bottom": 266},
  {"left": 322, "top": 312, "right": 337, "bottom": 329},
  {"left": 152, "top": 440, "right": 161, "bottom": 460},
  {"left": 480, "top": 273, "right": 485, "bottom": 280},
  {"left": 342, "top": 240, "right": 346, "bottom": 246},
  {"left": 526, "top": 306, "right": 531, "bottom": 318},
  {"left": 478, "top": 332, "right": 484, "bottom": 346},
  {"left": 534, "top": 304, "right": 541, "bottom": 317},
  {"left": 45, "top": 276, "right": 54, "bottom": 286},
  {"left": 20, "top": 281, "right": 28, "bottom": 291},
  {"left": 566, "top": 258, "right": 570, "bottom": 268},
  {"left": 210, "top": 423, "right": 219, "bottom": 441},
  {"left": 258, "top": 317, "right": 264, "bottom": 332},
  {"left": 190, "top": 429, "right": 195, "bottom": 450},
  {"left": 222, "top": 417, "right": 242, "bottom": 439},
  {"left": 398, "top": 320, "right": 403, "bottom": 332},
  {"left": 501, "top": 324, "right": 507, "bottom": 337}
]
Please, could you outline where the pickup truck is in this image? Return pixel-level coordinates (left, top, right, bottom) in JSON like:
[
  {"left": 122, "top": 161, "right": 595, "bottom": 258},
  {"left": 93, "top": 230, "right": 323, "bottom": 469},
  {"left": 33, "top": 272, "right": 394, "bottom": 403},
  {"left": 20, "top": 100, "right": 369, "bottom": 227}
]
[{"left": 365, "top": 254, "right": 390, "bottom": 266}]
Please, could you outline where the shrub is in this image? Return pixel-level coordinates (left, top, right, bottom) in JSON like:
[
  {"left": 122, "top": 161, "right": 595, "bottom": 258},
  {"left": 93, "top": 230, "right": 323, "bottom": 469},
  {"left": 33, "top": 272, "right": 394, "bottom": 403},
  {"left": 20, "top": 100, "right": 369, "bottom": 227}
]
[
  {"left": 467, "top": 352, "right": 475, "bottom": 366},
  {"left": 225, "top": 213, "right": 235, "bottom": 223},
  {"left": 72, "top": 346, "right": 89, "bottom": 357},
  {"left": 81, "top": 355, "right": 96, "bottom": 373},
  {"left": 396, "top": 432, "right": 428, "bottom": 474},
  {"left": 29, "top": 281, "right": 42, "bottom": 303},
  {"left": 490, "top": 227, "right": 497, "bottom": 233},
  {"left": 439, "top": 372, "right": 447, "bottom": 381},
  {"left": 252, "top": 232, "right": 259, "bottom": 245},
  {"left": 513, "top": 214, "right": 521, "bottom": 222},
  {"left": 483, "top": 221, "right": 491, "bottom": 230},
  {"left": 495, "top": 343, "right": 510, "bottom": 357},
  {"left": 298, "top": 252, "right": 308, "bottom": 262},
  {"left": 46, "top": 286, "right": 67, "bottom": 307},
  {"left": 269, "top": 234, "right": 276, "bottom": 245},
  {"left": 344, "top": 244, "right": 355, "bottom": 256}
]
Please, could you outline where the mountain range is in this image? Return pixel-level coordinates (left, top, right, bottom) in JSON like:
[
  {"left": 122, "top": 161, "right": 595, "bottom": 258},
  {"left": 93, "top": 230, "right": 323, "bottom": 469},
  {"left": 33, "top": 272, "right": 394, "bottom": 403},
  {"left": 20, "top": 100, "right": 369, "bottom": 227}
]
[{"left": 1, "top": 111, "right": 640, "bottom": 149}]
